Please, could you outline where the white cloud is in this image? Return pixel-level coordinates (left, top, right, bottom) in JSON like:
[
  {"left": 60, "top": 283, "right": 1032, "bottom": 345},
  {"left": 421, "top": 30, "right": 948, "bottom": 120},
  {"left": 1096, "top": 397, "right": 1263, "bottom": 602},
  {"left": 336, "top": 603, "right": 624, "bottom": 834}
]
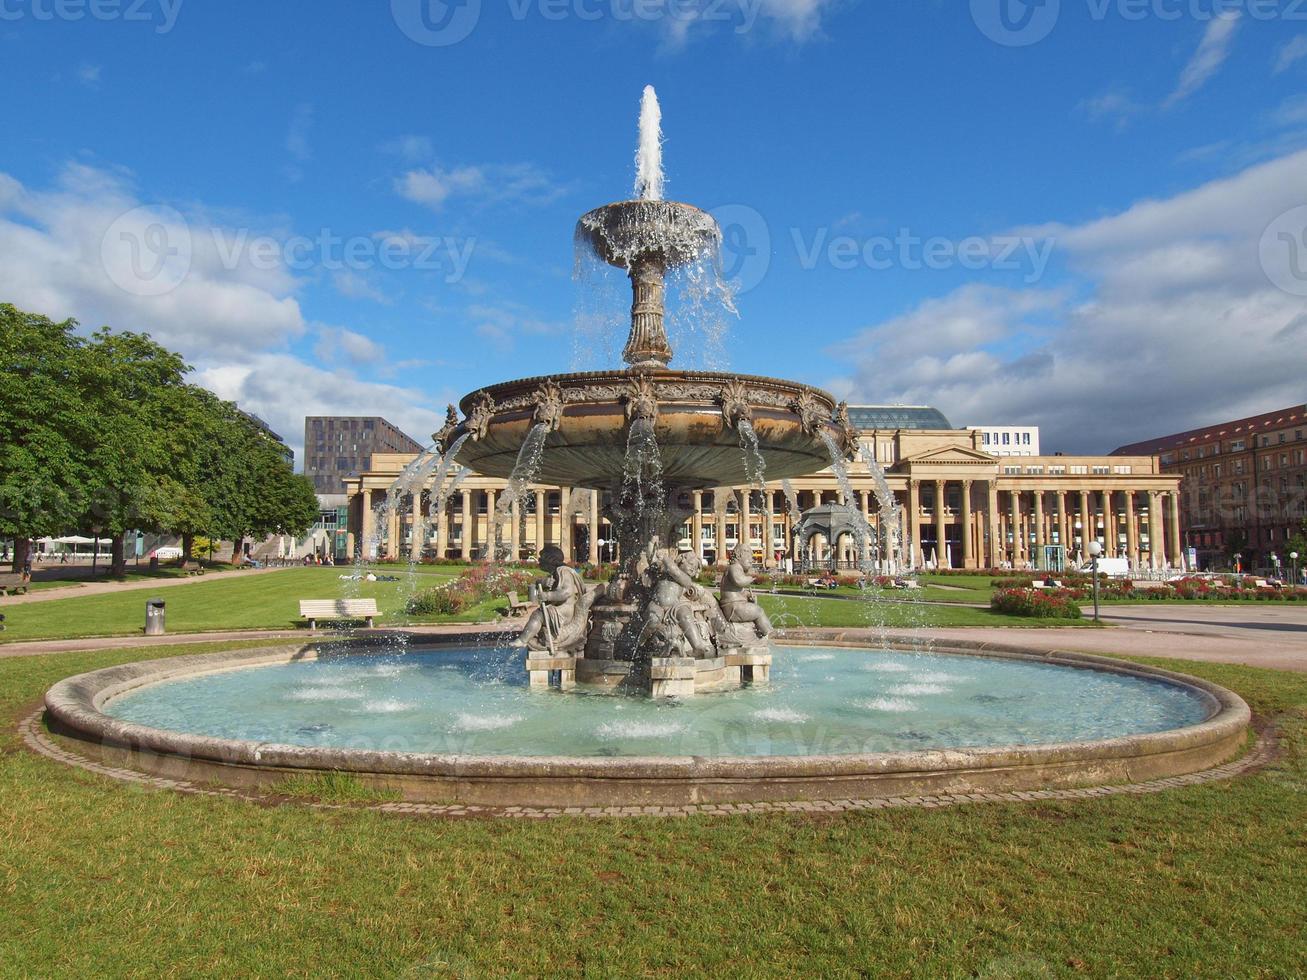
[
  {"left": 1079, "top": 89, "right": 1143, "bottom": 129},
  {"left": 1164, "top": 13, "right": 1240, "bottom": 108},
  {"left": 1274, "top": 35, "right": 1307, "bottom": 74},
  {"left": 0, "top": 162, "right": 307, "bottom": 358},
  {"left": 314, "top": 326, "right": 386, "bottom": 364},
  {"left": 468, "top": 301, "right": 565, "bottom": 351},
  {"left": 332, "top": 269, "right": 392, "bottom": 305},
  {"left": 380, "top": 134, "right": 434, "bottom": 163},
  {"left": 194, "top": 353, "right": 445, "bottom": 466},
  {"left": 830, "top": 148, "right": 1307, "bottom": 453},
  {"left": 76, "top": 63, "right": 101, "bottom": 85},
  {"left": 395, "top": 162, "right": 565, "bottom": 211}
]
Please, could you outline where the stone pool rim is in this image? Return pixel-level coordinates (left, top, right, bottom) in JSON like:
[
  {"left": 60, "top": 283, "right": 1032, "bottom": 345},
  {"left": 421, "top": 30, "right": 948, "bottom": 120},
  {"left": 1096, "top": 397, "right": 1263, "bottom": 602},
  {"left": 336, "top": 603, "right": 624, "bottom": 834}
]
[{"left": 41, "top": 629, "right": 1253, "bottom": 806}]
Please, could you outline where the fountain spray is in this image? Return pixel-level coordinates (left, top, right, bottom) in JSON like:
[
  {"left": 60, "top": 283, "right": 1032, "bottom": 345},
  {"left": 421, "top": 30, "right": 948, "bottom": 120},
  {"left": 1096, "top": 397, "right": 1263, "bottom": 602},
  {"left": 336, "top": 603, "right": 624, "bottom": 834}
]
[{"left": 634, "top": 84, "right": 664, "bottom": 202}]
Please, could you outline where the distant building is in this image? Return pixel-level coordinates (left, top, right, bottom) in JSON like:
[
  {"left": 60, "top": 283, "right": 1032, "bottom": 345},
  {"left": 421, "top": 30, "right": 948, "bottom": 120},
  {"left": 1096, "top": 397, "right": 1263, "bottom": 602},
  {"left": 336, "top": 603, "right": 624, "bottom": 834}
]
[
  {"left": 1114, "top": 404, "right": 1307, "bottom": 571},
  {"left": 343, "top": 402, "right": 1180, "bottom": 572},
  {"left": 241, "top": 411, "right": 294, "bottom": 467},
  {"left": 968, "top": 426, "right": 1040, "bottom": 457},
  {"left": 303, "top": 417, "right": 424, "bottom": 494}
]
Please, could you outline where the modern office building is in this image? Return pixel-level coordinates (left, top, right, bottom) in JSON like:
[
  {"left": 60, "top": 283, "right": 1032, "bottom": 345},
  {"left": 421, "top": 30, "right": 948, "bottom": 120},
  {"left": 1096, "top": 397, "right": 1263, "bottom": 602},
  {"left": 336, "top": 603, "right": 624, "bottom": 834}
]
[
  {"left": 968, "top": 425, "right": 1040, "bottom": 457},
  {"left": 1113, "top": 404, "right": 1307, "bottom": 571},
  {"left": 342, "top": 405, "right": 1182, "bottom": 571},
  {"left": 302, "top": 416, "right": 424, "bottom": 494}
]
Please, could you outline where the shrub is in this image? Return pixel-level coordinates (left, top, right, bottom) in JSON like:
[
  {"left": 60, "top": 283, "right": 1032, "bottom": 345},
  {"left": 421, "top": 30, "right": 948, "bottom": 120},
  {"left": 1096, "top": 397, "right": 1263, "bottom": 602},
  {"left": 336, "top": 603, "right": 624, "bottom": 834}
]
[
  {"left": 991, "top": 588, "right": 1083, "bottom": 619},
  {"left": 405, "top": 564, "right": 540, "bottom": 617}
]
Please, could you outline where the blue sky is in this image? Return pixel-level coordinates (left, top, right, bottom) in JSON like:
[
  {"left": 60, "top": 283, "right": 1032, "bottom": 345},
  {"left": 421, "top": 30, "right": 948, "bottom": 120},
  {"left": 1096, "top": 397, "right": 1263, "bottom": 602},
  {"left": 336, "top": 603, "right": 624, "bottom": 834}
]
[{"left": 3, "top": 0, "right": 1306, "bottom": 461}]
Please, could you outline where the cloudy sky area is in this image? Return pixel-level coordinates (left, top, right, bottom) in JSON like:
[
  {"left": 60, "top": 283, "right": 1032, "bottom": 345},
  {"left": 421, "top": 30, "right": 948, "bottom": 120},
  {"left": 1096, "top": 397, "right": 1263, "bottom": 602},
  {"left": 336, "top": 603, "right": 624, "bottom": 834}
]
[{"left": 2, "top": 2, "right": 1306, "bottom": 463}]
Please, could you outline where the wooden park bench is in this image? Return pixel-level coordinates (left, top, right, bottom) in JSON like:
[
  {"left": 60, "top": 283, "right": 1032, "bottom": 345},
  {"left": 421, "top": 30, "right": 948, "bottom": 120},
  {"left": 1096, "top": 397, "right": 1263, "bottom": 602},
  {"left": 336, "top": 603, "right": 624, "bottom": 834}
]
[
  {"left": 504, "top": 591, "right": 531, "bottom": 616},
  {"left": 178, "top": 560, "right": 205, "bottom": 576},
  {"left": 0, "top": 572, "right": 30, "bottom": 596},
  {"left": 298, "top": 598, "right": 379, "bottom": 630}
]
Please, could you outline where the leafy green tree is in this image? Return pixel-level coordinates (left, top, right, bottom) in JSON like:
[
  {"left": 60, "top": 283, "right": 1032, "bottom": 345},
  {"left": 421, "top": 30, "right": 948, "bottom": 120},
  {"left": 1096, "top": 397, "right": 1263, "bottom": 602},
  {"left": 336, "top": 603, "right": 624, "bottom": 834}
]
[{"left": 0, "top": 305, "right": 94, "bottom": 572}]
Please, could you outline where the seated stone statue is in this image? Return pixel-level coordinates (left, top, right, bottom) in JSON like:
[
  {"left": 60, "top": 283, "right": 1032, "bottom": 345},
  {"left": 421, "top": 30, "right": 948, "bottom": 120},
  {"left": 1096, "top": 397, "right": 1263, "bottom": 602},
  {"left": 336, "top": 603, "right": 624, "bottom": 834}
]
[
  {"left": 640, "top": 547, "right": 716, "bottom": 659},
  {"left": 516, "top": 545, "right": 593, "bottom": 654},
  {"left": 717, "top": 548, "right": 772, "bottom": 641}
]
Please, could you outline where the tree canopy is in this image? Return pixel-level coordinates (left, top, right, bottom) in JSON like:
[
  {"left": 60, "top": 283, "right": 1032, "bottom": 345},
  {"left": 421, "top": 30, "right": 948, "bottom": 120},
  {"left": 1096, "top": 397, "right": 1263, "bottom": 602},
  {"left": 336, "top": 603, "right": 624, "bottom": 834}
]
[{"left": 0, "top": 302, "right": 318, "bottom": 573}]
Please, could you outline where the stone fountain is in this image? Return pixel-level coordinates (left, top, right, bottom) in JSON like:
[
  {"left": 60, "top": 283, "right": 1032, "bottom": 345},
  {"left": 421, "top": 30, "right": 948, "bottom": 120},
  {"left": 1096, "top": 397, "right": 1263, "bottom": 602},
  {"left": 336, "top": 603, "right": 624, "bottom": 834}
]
[{"left": 447, "top": 85, "right": 858, "bottom": 697}]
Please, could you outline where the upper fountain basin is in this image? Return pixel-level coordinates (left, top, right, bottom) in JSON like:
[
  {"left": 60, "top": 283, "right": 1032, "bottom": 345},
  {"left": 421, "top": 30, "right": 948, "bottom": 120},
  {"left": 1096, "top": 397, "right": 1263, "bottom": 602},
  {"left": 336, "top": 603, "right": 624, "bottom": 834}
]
[
  {"left": 576, "top": 200, "right": 721, "bottom": 269},
  {"left": 455, "top": 370, "right": 848, "bottom": 490}
]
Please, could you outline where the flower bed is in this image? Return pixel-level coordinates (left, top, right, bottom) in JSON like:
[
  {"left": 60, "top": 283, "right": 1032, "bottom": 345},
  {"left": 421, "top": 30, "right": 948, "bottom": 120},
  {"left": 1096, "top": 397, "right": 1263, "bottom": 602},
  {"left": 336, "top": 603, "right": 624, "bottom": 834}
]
[
  {"left": 991, "top": 588, "right": 1083, "bottom": 619},
  {"left": 405, "top": 564, "right": 540, "bottom": 616}
]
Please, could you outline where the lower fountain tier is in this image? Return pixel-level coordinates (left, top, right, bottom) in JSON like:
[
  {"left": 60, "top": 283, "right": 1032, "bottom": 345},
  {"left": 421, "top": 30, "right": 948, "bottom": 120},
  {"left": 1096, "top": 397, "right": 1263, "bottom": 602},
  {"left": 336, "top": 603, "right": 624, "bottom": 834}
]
[{"left": 455, "top": 370, "right": 846, "bottom": 490}]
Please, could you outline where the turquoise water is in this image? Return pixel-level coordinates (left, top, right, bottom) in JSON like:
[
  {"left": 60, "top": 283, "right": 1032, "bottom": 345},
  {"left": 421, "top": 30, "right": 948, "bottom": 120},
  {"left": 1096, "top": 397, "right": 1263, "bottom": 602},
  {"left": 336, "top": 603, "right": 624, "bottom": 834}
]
[{"left": 103, "top": 645, "right": 1213, "bottom": 758}]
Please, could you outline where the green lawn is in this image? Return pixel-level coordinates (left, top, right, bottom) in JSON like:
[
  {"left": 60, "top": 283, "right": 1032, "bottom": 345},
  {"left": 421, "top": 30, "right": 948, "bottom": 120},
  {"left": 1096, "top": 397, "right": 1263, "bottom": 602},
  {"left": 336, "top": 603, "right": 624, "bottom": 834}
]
[
  {"left": 0, "top": 641, "right": 1301, "bottom": 974},
  {"left": 0, "top": 566, "right": 486, "bottom": 642},
  {"left": 759, "top": 593, "right": 1094, "bottom": 629}
]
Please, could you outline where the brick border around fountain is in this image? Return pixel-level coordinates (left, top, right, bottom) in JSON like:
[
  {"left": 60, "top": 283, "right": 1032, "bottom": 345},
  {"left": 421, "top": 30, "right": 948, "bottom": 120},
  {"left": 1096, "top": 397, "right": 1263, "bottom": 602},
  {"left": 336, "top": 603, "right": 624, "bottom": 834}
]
[{"left": 39, "top": 632, "right": 1253, "bottom": 809}]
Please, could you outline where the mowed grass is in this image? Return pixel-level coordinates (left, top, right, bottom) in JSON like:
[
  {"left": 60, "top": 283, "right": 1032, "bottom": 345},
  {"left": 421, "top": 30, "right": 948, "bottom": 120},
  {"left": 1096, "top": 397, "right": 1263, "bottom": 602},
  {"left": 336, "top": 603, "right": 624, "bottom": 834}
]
[
  {"left": 0, "top": 565, "right": 483, "bottom": 642},
  {"left": 0, "top": 641, "right": 1303, "bottom": 975},
  {"left": 758, "top": 593, "right": 1096, "bottom": 629}
]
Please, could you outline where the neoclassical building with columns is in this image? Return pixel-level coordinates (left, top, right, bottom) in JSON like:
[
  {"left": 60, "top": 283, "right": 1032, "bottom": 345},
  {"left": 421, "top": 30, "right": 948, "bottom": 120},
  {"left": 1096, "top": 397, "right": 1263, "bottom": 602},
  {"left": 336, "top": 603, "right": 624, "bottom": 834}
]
[{"left": 342, "top": 405, "right": 1184, "bottom": 571}]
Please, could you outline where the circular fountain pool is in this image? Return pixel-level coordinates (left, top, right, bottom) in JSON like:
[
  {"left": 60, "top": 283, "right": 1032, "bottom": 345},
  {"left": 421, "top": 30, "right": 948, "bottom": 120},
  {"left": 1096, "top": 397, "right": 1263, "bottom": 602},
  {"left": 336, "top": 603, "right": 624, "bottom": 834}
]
[
  {"left": 44, "top": 637, "right": 1250, "bottom": 807},
  {"left": 101, "top": 644, "right": 1211, "bottom": 758}
]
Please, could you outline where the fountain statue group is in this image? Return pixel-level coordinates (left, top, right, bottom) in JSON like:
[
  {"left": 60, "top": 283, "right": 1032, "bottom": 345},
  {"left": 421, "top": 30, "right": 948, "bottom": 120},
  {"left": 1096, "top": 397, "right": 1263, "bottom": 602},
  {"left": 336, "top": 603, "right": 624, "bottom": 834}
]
[
  {"left": 448, "top": 85, "right": 851, "bottom": 696},
  {"left": 516, "top": 543, "right": 773, "bottom": 697}
]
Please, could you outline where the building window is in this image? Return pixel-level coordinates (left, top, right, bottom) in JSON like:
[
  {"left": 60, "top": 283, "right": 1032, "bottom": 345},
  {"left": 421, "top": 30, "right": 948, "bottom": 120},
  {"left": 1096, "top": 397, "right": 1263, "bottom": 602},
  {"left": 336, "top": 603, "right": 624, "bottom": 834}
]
[
  {"left": 1022, "top": 432, "right": 1030, "bottom": 445},
  {"left": 1070, "top": 465, "right": 1087, "bottom": 475},
  {"left": 1091, "top": 465, "right": 1109, "bottom": 475}
]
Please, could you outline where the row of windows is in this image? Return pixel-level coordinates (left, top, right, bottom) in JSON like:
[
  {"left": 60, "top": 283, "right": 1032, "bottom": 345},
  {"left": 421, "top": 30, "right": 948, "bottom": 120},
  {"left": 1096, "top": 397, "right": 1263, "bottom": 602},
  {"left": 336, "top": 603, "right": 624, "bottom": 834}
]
[{"left": 981, "top": 431, "right": 1032, "bottom": 446}]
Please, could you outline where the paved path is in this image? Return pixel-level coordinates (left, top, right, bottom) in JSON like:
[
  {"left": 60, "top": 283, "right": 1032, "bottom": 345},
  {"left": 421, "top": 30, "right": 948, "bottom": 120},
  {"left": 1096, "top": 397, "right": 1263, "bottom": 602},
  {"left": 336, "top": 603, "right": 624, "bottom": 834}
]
[
  {"left": 903, "top": 602, "right": 1307, "bottom": 673},
  {"left": 4, "top": 565, "right": 294, "bottom": 605}
]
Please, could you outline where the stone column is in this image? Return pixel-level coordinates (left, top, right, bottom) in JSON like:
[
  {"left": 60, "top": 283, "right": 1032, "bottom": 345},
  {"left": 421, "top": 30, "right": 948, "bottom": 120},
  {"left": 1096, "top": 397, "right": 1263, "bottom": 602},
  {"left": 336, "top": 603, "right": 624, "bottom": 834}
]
[
  {"left": 1079, "top": 490, "right": 1091, "bottom": 560},
  {"left": 742, "top": 490, "right": 753, "bottom": 562},
  {"left": 1167, "top": 491, "right": 1183, "bottom": 569},
  {"left": 359, "top": 488, "right": 374, "bottom": 560},
  {"left": 460, "top": 490, "right": 472, "bottom": 560},
  {"left": 1054, "top": 491, "right": 1067, "bottom": 556},
  {"left": 1147, "top": 491, "right": 1162, "bottom": 569},
  {"left": 535, "top": 490, "right": 547, "bottom": 554},
  {"left": 588, "top": 491, "right": 601, "bottom": 564},
  {"left": 411, "top": 493, "right": 424, "bottom": 561},
  {"left": 1008, "top": 489, "right": 1021, "bottom": 566},
  {"left": 484, "top": 489, "right": 496, "bottom": 560},
  {"left": 692, "top": 491, "right": 704, "bottom": 560},
  {"left": 764, "top": 490, "right": 776, "bottom": 568},
  {"left": 508, "top": 499, "right": 521, "bottom": 560},
  {"left": 1125, "top": 491, "right": 1138, "bottom": 567},
  {"left": 715, "top": 496, "right": 728, "bottom": 565},
  {"left": 986, "top": 481, "right": 1000, "bottom": 568},
  {"left": 961, "top": 479, "right": 974, "bottom": 570},
  {"left": 1098, "top": 490, "right": 1113, "bottom": 558},
  {"left": 559, "top": 488, "right": 572, "bottom": 561},
  {"left": 933, "top": 479, "right": 947, "bottom": 568},
  {"left": 907, "top": 480, "right": 920, "bottom": 568},
  {"left": 1032, "top": 490, "right": 1045, "bottom": 568}
]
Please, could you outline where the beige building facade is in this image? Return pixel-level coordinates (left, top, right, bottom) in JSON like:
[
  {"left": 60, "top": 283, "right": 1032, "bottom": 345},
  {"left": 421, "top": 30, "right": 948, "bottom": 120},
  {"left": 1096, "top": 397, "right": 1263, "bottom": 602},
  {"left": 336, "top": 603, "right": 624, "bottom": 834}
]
[{"left": 343, "top": 408, "right": 1183, "bottom": 571}]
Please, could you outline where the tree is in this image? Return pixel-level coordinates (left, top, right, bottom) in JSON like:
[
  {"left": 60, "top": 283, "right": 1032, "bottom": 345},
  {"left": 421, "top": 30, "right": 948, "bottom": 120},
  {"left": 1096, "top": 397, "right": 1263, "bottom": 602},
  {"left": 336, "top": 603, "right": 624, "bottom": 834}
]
[
  {"left": 77, "top": 329, "right": 189, "bottom": 576},
  {"left": 0, "top": 305, "right": 94, "bottom": 572}
]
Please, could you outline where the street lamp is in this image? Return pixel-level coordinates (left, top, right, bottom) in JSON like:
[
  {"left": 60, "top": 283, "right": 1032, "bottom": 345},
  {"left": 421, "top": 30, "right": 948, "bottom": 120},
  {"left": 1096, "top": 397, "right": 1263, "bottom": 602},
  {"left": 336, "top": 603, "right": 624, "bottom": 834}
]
[
  {"left": 1292, "top": 551, "right": 1300, "bottom": 587},
  {"left": 1087, "top": 539, "right": 1103, "bottom": 623}
]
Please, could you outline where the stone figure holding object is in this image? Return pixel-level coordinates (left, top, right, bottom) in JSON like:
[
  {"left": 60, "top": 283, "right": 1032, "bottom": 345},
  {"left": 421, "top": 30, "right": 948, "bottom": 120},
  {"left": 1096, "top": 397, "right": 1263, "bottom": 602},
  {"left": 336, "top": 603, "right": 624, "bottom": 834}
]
[
  {"left": 718, "top": 548, "right": 772, "bottom": 639},
  {"left": 517, "top": 545, "right": 591, "bottom": 653}
]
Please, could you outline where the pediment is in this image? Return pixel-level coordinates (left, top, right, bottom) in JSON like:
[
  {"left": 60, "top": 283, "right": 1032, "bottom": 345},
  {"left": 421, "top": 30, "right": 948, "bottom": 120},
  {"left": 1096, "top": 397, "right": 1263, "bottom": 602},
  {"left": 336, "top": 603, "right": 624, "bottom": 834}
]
[{"left": 901, "top": 446, "right": 996, "bottom": 464}]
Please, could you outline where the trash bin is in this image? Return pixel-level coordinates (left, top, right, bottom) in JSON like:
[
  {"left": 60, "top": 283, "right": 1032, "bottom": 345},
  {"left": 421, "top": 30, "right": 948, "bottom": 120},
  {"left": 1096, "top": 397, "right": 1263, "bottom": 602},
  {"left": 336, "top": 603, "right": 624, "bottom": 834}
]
[{"left": 145, "top": 598, "right": 166, "bottom": 636}]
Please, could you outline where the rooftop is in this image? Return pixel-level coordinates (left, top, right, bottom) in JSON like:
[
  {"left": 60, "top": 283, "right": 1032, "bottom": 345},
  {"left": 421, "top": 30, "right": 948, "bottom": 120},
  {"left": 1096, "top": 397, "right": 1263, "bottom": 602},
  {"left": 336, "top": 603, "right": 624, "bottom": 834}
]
[
  {"left": 846, "top": 405, "right": 954, "bottom": 431},
  {"left": 1112, "top": 403, "right": 1307, "bottom": 456}
]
